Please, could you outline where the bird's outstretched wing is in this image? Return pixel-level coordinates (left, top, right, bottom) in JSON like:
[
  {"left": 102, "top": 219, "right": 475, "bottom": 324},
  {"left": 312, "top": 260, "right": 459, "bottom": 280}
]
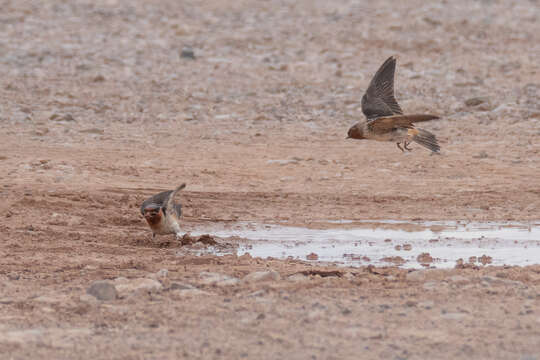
[
  {"left": 367, "top": 114, "right": 439, "bottom": 133},
  {"left": 163, "top": 183, "right": 186, "bottom": 216},
  {"left": 140, "top": 192, "right": 169, "bottom": 215},
  {"left": 361, "top": 56, "right": 403, "bottom": 120},
  {"left": 140, "top": 183, "right": 186, "bottom": 216}
]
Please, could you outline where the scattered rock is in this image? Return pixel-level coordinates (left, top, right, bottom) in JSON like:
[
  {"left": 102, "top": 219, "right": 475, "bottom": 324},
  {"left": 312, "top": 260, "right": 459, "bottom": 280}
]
[
  {"left": 500, "top": 61, "right": 521, "bottom": 73},
  {"left": 50, "top": 113, "right": 75, "bottom": 122},
  {"left": 402, "top": 244, "right": 412, "bottom": 251},
  {"left": 473, "top": 151, "right": 489, "bottom": 159},
  {"left": 113, "top": 277, "right": 129, "bottom": 284},
  {"left": 79, "top": 128, "right": 104, "bottom": 135},
  {"left": 449, "top": 275, "right": 469, "bottom": 283},
  {"left": 87, "top": 280, "right": 117, "bottom": 301},
  {"left": 115, "top": 278, "right": 163, "bottom": 296},
  {"left": 481, "top": 276, "right": 524, "bottom": 287},
  {"left": 34, "top": 295, "right": 64, "bottom": 304},
  {"left": 422, "top": 281, "right": 439, "bottom": 290},
  {"left": 180, "top": 47, "right": 195, "bottom": 59},
  {"left": 440, "top": 312, "right": 467, "bottom": 320},
  {"left": 297, "top": 270, "right": 343, "bottom": 277},
  {"left": 7, "top": 272, "right": 20, "bottom": 281},
  {"left": 170, "top": 282, "right": 196, "bottom": 290},
  {"left": 479, "top": 255, "right": 492, "bottom": 265},
  {"left": 79, "top": 294, "right": 99, "bottom": 305},
  {"left": 247, "top": 290, "right": 267, "bottom": 297},
  {"left": 306, "top": 252, "right": 319, "bottom": 261},
  {"left": 34, "top": 127, "right": 49, "bottom": 136},
  {"left": 464, "top": 97, "right": 494, "bottom": 111},
  {"left": 243, "top": 271, "right": 281, "bottom": 283},
  {"left": 406, "top": 271, "right": 426, "bottom": 282},
  {"left": 381, "top": 256, "right": 406, "bottom": 265},
  {"left": 171, "top": 288, "right": 211, "bottom": 298},
  {"left": 465, "top": 97, "right": 487, "bottom": 107},
  {"left": 418, "top": 300, "right": 434, "bottom": 309},
  {"left": 266, "top": 159, "right": 299, "bottom": 165},
  {"left": 417, "top": 252, "right": 433, "bottom": 264},
  {"left": 199, "top": 272, "right": 239, "bottom": 286},
  {"left": 287, "top": 273, "right": 309, "bottom": 282},
  {"left": 156, "top": 269, "right": 168, "bottom": 278},
  {"left": 93, "top": 74, "right": 106, "bottom": 82},
  {"left": 0, "top": 298, "right": 14, "bottom": 305}
]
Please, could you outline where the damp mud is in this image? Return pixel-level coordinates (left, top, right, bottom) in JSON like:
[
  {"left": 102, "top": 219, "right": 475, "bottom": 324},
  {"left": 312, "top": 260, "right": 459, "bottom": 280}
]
[
  {"left": 2, "top": 0, "right": 540, "bottom": 358},
  {"left": 191, "top": 221, "right": 540, "bottom": 268}
]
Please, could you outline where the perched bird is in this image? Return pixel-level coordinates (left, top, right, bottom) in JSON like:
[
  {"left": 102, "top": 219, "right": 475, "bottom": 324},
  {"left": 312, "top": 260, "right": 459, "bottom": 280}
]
[
  {"left": 347, "top": 56, "right": 441, "bottom": 153},
  {"left": 140, "top": 184, "right": 186, "bottom": 240}
]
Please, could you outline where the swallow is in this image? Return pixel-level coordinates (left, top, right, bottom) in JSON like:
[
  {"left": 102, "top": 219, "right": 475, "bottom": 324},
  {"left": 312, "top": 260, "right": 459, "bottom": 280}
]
[
  {"left": 140, "top": 183, "right": 186, "bottom": 240},
  {"left": 347, "top": 56, "right": 441, "bottom": 153}
]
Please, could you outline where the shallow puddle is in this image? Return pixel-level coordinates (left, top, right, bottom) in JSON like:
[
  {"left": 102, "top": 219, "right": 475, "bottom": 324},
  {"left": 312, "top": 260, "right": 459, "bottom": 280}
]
[{"left": 191, "top": 221, "right": 540, "bottom": 269}]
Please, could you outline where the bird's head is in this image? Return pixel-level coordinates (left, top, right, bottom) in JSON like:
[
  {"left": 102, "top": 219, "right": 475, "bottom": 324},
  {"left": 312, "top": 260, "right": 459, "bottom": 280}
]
[
  {"left": 347, "top": 124, "right": 364, "bottom": 139},
  {"left": 143, "top": 205, "right": 163, "bottom": 225}
]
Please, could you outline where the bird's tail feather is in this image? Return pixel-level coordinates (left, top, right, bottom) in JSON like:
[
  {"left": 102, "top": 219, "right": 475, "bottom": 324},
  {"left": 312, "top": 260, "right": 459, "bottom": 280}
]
[{"left": 412, "top": 129, "right": 440, "bottom": 153}]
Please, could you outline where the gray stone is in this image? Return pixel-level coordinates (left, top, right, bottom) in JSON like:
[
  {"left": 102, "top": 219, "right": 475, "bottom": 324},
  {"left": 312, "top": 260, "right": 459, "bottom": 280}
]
[
  {"left": 7, "top": 272, "right": 20, "bottom": 281},
  {"left": 87, "top": 280, "right": 117, "bottom": 301},
  {"left": 0, "top": 298, "right": 14, "bottom": 305},
  {"left": 115, "top": 278, "right": 163, "bottom": 296},
  {"left": 113, "top": 277, "right": 129, "bottom": 284},
  {"left": 440, "top": 312, "right": 467, "bottom": 320},
  {"left": 287, "top": 273, "right": 309, "bottom": 282},
  {"left": 243, "top": 271, "right": 281, "bottom": 283},
  {"left": 422, "top": 281, "right": 439, "bottom": 290},
  {"left": 266, "top": 159, "right": 298, "bottom": 166},
  {"left": 171, "top": 289, "right": 211, "bottom": 298},
  {"left": 481, "top": 276, "right": 525, "bottom": 287},
  {"left": 156, "top": 269, "right": 168, "bottom": 278},
  {"left": 79, "top": 294, "right": 99, "bottom": 305},
  {"left": 406, "top": 271, "right": 426, "bottom": 282},
  {"left": 180, "top": 47, "right": 195, "bottom": 59},
  {"left": 170, "top": 282, "right": 196, "bottom": 290},
  {"left": 199, "top": 272, "right": 239, "bottom": 286},
  {"left": 418, "top": 300, "right": 434, "bottom": 309},
  {"left": 448, "top": 275, "right": 469, "bottom": 283}
]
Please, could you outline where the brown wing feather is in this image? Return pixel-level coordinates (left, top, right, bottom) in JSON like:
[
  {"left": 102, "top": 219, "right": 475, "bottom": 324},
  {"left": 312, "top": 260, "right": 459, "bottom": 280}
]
[
  {"left": 361, "top": 56, "right": 403, "bottom": 120},
  {"left": 368, "top": 114, "right": 439, "bottom": 133},
  {"left": 140, "top": 183, "right": 186, "bottom": 216},
  {"left": 140, "top": 190, "right": 172, "bottom": 215},
  {"left": 164, "top": 183, "right": 186, "bottom": 215}
]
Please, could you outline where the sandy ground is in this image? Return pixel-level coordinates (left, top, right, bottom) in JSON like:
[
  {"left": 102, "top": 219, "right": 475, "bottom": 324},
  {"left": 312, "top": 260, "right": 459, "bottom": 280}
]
[{"left": 1, "top": 0, "right": 540, "bottom": 359}]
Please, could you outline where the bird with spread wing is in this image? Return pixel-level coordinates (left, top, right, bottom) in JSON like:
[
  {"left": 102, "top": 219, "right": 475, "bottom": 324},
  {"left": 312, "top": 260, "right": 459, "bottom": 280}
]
[
  {"left": 140, "top": 184, "right": 186, "bottom": 240},
  {"left": 347, "top": 56, "right": 441, "bottom": 153}
]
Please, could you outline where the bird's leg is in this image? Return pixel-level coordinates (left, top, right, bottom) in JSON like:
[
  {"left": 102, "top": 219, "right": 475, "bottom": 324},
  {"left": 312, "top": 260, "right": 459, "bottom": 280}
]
[
  {"left": 152, "top": 232, "right": 156, "bottom": 240},
  {"left": 404, "top": 141, "right": 413, "bottom": 151},
  {"left": 396, "top": 142, "right": 405, "bottom": 152}
]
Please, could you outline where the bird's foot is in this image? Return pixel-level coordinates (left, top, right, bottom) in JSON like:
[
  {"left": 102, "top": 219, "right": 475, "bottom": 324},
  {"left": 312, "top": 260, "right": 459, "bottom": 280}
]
[
  {"left": 396, "top": 142, "right": 405, "bottom": 152},
  {"left": 404, "top": 142, "right": 413, "bottom": 151}
]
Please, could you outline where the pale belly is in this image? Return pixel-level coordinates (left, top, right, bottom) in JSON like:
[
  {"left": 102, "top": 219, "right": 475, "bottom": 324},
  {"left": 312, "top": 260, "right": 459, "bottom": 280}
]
[
  {"left": 149, "top": 213, "right": 181, "bottom": 235},
  {"left": 367, "top": 128, "right": 409, "bottom": 142}
]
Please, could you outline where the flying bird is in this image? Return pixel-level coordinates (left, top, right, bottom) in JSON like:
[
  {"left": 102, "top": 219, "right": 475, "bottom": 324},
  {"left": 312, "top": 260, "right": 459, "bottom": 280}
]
[
  {"left": 347, "top": 56, "right": 441, "bottom": 153},
  {"left": 140, "top": 183, "right": 186, "bottom": 240}
]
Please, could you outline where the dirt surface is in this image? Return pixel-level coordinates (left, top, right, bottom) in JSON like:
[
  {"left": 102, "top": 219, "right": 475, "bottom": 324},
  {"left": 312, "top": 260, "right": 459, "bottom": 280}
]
[{"left": 1, "top": 0, "right": 540, "bottom": 359}]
